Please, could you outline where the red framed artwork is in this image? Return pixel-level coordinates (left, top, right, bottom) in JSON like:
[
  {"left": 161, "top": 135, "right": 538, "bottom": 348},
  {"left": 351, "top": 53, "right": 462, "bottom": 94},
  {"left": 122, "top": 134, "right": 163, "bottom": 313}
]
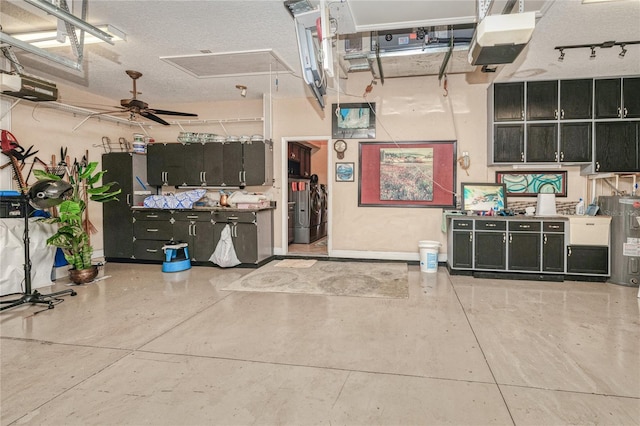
[{"left": 358, "top": 141, "right": 457, "bottom": 208}]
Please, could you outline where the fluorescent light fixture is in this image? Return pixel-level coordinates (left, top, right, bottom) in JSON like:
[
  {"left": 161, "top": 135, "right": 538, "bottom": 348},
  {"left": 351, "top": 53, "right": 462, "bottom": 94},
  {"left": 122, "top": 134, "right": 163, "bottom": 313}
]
[
  {"left": 512, "top": 164, "right": 562, "bottom": 170},
  {"left": 11, "top": 25, "right": 125, "bottom": 49}
]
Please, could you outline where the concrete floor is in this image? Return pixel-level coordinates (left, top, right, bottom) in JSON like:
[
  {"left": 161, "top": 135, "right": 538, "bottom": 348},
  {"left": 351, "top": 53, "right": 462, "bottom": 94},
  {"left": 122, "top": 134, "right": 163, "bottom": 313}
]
[{"left": 1, "top": 262, "right": 638, "bottom": 425}]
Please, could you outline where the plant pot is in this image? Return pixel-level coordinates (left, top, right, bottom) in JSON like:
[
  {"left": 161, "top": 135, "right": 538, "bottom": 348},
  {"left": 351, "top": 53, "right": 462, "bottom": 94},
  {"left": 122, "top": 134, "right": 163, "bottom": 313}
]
[{"left": 69, "top": 265, "right": 99, "bottom": 284}]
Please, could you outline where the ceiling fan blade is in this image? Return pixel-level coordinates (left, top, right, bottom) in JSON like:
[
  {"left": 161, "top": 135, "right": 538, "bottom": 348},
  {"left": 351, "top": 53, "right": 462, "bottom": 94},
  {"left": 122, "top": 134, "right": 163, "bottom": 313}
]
[
  {"left": 140, "top": 111, "right": 170, "bottom": 126},
  {"left": 149, "top": 109, "right": 198, "bottom": 117},
  {"left": 88, "top": 109, "right": 128, "bottom": 117}
]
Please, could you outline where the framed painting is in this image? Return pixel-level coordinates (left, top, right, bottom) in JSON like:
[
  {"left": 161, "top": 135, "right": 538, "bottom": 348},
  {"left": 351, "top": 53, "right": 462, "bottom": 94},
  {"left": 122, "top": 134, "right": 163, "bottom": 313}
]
[
  {"left": 495, "top": 171, "right": 567, "bottom": 197},
  {"left": 332, "top": 103, "right": 376, "bottom": 139},
  {"left": 358, "top": 141, "right": 456, "bottom": 208},
  {"left": 335, "top": 162, "right": 355, "bottom": 182},
  {"left": 461, "top": 183, "right": 507, "bottom": 212}
]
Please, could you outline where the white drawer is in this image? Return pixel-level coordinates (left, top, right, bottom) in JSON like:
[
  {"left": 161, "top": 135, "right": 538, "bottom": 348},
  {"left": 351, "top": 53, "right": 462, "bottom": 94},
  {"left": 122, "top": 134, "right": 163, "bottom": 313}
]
[{"left": 568, "top": 216, "right": 611, "bottom": 245}]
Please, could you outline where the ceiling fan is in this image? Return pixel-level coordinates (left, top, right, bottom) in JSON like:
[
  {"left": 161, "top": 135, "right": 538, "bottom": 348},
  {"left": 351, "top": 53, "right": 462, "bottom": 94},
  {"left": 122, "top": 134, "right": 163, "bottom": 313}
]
[{"left": 95, "top": 70, "right": 197, "bottom": 126}]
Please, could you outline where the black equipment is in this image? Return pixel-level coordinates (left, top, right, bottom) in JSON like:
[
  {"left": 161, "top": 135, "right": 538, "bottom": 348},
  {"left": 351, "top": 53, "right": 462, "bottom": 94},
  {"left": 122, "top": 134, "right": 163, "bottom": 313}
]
[{"left": 0, "top": 147, "right": 77, "bottom": 312}]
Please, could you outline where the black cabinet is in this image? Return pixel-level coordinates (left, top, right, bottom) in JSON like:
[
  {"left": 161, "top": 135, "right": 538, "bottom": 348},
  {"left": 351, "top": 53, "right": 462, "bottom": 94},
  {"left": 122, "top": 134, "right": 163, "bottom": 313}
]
[
  {"left": 507, "top": 221, "right": 541, "bottom": 271},
  {"left": 595, "top": 121, "right": 639, "bottom": 172},
  {"left": 623, "top": 77, "right": 640, "bottom": 118},
  {"left": 451, "top": 220, "right": 473, "bottom": 269},
  {"left": 567, "top": 245, "right": 608, "bottom": 275},
  {"left": 173, "top": 211, "right": 214, "bottom": 262},
  {"left": 542, "top": 222, "right": 565, "bottom": 273},
  {"left": 147, "top": 143, "right": 185, "bottom": 186},
  {"left": 132, "top": 210, "right": 173, "bottom": 261},
  {"left": 596, "top": 77, "right": 640, "bottom": 119},
  {"left": 242, "top": 139, "right": 273, "bottom": 186},
  {"left": 526, "top": 123, "right": 558, "bottom": 162},
  {"left": 221, "top": 141, "right": 243, "bottom": 187},
  {"left": 494, "top": 124, "right": 524, "bottom": 162},
  {"left": 494, "top": 83, "right": 524, "bottom": 121},
  {"left": 474, "top": 221, "right": 506, "bottom": 270},
  {"left": 102, "top": 153, "right": 133, "bottom": 259},
  {"left": 595, "top": 78, "right": 622, "bottom": 119},
  {"left": 526, "top": 80, "right": 558, "bottom": 121},
  {"left": 102, "top": 153, "right": 152, "bottom": 260},
  {"left": 147, "top": 140, "right": 272, "bottom": 188},
  {"left": 212, "top": 210, "right": 273, "bottom": 265},
  {"left": 560, "top": 79, "right": 592, "bottom": 120},
  {"left": 181, "top": 143, "right": 224, "bottom": 186},
  {"left": 560, "top": 123, "right": 592, "bottom": 162}
]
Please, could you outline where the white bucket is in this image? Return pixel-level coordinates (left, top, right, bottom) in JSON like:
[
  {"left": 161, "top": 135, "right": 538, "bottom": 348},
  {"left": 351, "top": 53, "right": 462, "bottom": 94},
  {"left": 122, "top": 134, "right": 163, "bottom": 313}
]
[
  {"left": 418, "top": 240, "right": 441, "bottom": 273},
  {"left": 132, "top": 140, "right": 146, "bottom": 154}
]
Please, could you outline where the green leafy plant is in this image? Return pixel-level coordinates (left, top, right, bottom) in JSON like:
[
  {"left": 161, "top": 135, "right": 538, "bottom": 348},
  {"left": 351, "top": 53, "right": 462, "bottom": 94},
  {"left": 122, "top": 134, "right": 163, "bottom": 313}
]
[{"left": 34, "top": 161, "right": 120, "bottom": 271}]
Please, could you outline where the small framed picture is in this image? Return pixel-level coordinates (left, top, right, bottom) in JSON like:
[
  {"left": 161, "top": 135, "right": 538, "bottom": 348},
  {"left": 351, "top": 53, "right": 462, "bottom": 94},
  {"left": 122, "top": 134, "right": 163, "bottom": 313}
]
[{"left": 335, "top": 162, "right": 355, "bottom": 182}]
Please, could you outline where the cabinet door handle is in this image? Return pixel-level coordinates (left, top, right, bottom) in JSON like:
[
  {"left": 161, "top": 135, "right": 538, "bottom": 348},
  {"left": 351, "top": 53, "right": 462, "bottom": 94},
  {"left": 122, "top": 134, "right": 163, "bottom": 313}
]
[
  {"left": 549, "top": 225, "right": 560, "bottom": 229},
  {"left": 503, "top": 234, "right": 506, "bottom": 243},
  {"left": 618, "top": 107, "right": 622, "bottom": 118},
  {"left": 596, "top": 161, "right": 600, "bottom": 172},
  {"left": 554, "top": 110, "right": 558, "bottom": 119},
  {"left": 146, "top": 214, "right": 159, "bottom": 218},
  {"left": 146, "top": 249, "right": 158, "bottom": 253},
  {"left": 520, "top": 152, "right": 524, "bottom": 162},
  {"left": 509, "top": 234, "right": 512, "bottom": 243},
  {"left": 469, "top": 232, "right": 473, "bottom": 242},
  {"left": 521, "top": 110, "right": 524, "bottom": 120},
  {"left": 560, "top": 151, "right": 564, "bottom": 162},
  {"left": 520, "top": 225, "right": 531, "bottom": 229},
  {"left": 239, "top": 171, "right": 242, "bottom": 183},
  {"left": 560, "top": 109, "right": 565, "bottom": 119},
  {"left": 567, "top": 247, "right": 572, "bottom": 256},
  {"left": 127, "top": 193, "right": 132, "bottom": 206},
  {"left": 202, "top": 172, "right": 206, "bottom": 183},
  {"left": 147, "top": 228, "right": 159, "bottom": 232},
  {"left": 193, "top": 223, "right": 197, "bottom": 236},
  {"left": 554, "top": 151, "right": 558, "bottom": 162},
  {"left": 544, "top": 234, "right": 548, "bottom": 244},
  {"left": 486, "top": 223, "right": 496, "bottom": 227},
  {"left": 624, "top": 107, "right": 628, "bottom": 118}
]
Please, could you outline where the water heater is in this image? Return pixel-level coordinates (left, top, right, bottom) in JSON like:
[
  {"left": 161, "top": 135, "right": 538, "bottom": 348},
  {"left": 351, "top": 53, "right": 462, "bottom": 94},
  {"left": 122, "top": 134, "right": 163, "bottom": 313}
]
[{"left": 598, "top": 196, "right": 640, "bottom": 287}]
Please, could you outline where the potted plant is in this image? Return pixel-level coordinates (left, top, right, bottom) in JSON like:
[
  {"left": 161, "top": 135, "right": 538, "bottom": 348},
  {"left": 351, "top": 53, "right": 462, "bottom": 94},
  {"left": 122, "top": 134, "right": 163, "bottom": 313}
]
[{"left": 34, "top": 161, "right": 120, "bottom": 284}]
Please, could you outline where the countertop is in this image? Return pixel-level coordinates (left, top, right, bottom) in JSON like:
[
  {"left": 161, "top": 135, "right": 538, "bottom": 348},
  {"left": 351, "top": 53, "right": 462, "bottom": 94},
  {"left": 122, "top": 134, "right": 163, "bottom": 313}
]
[
  {"left": 446, "top": 214, "right": 611, "bottom": 221},
  {"left": 131, "top": 206, "right": 275, "bottom": 212}
]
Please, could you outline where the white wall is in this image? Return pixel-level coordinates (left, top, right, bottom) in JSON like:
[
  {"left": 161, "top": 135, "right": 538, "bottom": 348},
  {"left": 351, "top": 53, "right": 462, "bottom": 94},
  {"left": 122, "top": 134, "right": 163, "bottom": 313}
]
[{"left": 6, "top": 72, "right": 615, "bottom": 260}]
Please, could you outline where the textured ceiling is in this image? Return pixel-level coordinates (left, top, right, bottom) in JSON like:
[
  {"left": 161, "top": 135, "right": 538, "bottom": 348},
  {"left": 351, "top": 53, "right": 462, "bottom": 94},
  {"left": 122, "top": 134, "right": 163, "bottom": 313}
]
[{"left": 1, "top": 0, "right": 639, "bottom": 111}]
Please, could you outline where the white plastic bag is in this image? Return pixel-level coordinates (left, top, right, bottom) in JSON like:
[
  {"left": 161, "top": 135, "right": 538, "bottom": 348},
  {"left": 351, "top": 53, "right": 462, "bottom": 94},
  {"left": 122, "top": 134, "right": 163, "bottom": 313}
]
[{"left": 210, "top": 224, "right": 241, "bottom": 268}]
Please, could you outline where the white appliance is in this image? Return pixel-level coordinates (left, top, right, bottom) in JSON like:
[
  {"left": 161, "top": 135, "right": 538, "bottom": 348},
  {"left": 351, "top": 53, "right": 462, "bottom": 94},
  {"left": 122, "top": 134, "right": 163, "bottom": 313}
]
[
  {"left": 598, "top": 196, "right": 640, "bottom": 287},
  {"left": 468, "top": 12, "right": 535, "bottom": 65},
  {"left": 536, "top": 193, "right": 557, "bottom": 216}
]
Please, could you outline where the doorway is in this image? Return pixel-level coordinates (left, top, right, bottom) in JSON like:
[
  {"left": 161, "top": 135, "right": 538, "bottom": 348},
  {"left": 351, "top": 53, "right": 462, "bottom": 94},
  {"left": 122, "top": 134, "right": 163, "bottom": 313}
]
[{"left": 285, "top": 139, "right": 330, "bottom": 257}]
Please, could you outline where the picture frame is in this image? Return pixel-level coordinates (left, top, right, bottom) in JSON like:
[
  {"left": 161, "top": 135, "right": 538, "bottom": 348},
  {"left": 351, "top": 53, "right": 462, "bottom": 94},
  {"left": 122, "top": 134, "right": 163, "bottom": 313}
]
[
  {"left": 332, "top": 103, "right": 376, "bottom": 139},
  {"left": 495, "top": 171, "right": 567, "bottom": 197},
  {"left": 461, "top": 183, "right": 507, "bottom": 213},
  {"left": 358, "top": 141, "right": 457, "bottom": 208},
  {"left": 335, "top": 162, "right": 355, "bottom": 182}
]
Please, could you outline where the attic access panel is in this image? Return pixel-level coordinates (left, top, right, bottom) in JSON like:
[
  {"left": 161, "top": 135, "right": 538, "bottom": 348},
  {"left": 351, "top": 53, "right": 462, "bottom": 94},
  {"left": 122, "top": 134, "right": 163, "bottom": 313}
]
[{"left": 160, "top": 49, "right": 294, "bottom": 78}]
